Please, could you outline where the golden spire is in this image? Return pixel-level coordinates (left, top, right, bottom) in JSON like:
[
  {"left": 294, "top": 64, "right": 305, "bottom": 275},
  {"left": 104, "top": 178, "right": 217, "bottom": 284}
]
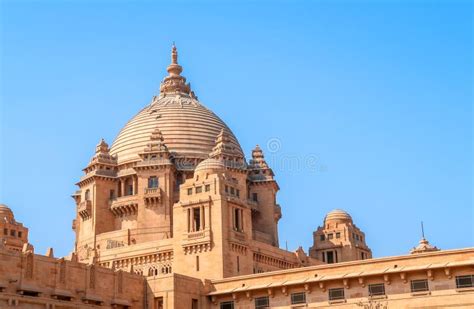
[{"left": 160, "top": 43, "right": 191, "bottom": 94}]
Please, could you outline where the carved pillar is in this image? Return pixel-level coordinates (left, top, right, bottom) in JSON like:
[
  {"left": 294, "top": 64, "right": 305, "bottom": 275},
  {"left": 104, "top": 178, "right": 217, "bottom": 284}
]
[
  {"left": 134, "top": 175, "right": 138, "bottom": 195},
  {"left": 187, "top": 208, "right": 191, "bottom": 232},
  {"left": 200, "top": 205, "right": 204, "bottom": 230},
  {"left": 120, "top": 180, "right": 125, "bottom": 197}
]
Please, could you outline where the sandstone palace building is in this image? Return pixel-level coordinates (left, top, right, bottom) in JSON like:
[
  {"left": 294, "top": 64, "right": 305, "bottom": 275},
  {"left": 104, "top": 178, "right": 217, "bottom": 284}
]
[{"left": 1, "top": 46, "right": 473, "bottom": 308}]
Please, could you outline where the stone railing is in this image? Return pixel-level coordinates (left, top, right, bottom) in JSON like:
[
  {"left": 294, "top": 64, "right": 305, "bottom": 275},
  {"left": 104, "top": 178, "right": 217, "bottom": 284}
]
[
  {"left": 247, "top": 199, "right": 259, "bottom": 210},
  {"left": 181, "top": 229, "right": 212, "bottom": 254},
  {"left": 78, "top": 200, "right": 92, "bottom": 220},
  {"left": 231, "top": 229, "right": 247, "bottom": 243},
  {"left": 186, "top": 229, "right": 211, "bottom": 240},
  {"left": 109, "top": 195, "right": 139, "bottom": 217},
  {"left": 80, "top": 169, "right": 116, "bottom": 181},
  {"left": 144, "top": 187, "right": 162, "bottom": 207}
]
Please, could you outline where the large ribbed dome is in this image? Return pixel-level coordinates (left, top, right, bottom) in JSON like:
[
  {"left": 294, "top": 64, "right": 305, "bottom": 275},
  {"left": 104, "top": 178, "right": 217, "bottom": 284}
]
[
  {"left": 110, "top": 45, "right": 243, "bottom": 165},
  {"left": 110, "top": 95, "right": 243, "bottom": 164},
  {"left": 324, "top": 209, "right": 353, "bottom": 224}
]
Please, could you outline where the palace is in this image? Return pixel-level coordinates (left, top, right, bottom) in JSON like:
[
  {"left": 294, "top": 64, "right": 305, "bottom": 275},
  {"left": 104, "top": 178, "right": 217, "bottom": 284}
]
[{"left": 0, "top": 46, "right": 473, "bottom": 309}]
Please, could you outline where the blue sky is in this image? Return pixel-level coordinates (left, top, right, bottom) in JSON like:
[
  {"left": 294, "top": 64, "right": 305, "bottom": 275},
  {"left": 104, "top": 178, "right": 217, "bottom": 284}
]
[{"left": 0, "top": 0, "right": 472, "bottom": 258}]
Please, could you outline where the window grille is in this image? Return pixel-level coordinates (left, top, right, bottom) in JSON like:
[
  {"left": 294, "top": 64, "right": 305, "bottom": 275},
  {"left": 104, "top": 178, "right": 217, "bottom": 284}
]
[
  {"left": 220, "top": 301, "right": 234, "bottom": 309},
  {"left": 456, "top": 275, "right": 474, "bottom": 288},
  {"left": 255, "top": 296, "right": 269, "bottom": 308},
  {"left": 328, "top": 288, "right": 345, "bottom": 300},
  {"left": 410, "top": 279, "right": 429, "bottom": 292},
  {"left": 368, "top": 283, "right": 385, "bottom": 296},
  {"left": 290, "top": 292, "right": 306, "bottom": 304}
]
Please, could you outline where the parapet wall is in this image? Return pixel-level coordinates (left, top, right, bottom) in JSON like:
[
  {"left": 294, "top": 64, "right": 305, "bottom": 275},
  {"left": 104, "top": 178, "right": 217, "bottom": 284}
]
[{"left": 0, "top": 247, "right": 145, "bottom": 308}]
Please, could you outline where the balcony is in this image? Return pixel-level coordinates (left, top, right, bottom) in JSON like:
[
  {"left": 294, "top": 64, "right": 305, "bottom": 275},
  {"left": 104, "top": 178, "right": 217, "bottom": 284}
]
[
  {"left": 231, "top": 229, "right": 247, "bottom": 243},
  {"left": 247, "top": 199, "right": 259, "bottom": 211},
  {"left": 109, "top": 195, "right": 138, "bottom": 217},
  {"left": 78, "top": 200, "right": 92, "bottom": 220},
  {"left": 144, "top": 187, "right": 162, "bottom": 207},
  {"left": 181, "top": 229, "right": 212, "bottom": 254}
]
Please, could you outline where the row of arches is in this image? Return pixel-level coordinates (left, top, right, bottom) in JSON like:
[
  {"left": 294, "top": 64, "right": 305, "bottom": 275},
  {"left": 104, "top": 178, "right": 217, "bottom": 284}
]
[{"left": 132, "top": 263, "right": 173, "bottom": 277}]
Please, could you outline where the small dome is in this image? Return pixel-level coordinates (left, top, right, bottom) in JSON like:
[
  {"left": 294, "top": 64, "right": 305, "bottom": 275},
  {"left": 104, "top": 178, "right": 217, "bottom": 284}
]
[
  {"left": 0, "top": 204, "right": 14, "bottom": 221},
  {"left": 324, "top": 209, "right": 353, "bottom": 224},
  {"left": 195, "top": 158, "right": 225, "bottom": 173}
]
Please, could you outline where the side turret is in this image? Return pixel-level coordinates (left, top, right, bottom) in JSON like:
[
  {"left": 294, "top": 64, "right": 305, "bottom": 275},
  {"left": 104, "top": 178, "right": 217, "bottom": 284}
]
[
  {"left": 309, "top": 209, "right": 372, "bottom": 263},
  {"left": 247, "top": 145, "right": 281, "bottom": 247}
]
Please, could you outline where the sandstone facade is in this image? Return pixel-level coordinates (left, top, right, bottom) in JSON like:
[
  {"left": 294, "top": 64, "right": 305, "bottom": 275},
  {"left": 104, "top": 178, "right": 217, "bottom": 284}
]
[{"left": 0, "top": 46, "right": 472, "bottom": 308}]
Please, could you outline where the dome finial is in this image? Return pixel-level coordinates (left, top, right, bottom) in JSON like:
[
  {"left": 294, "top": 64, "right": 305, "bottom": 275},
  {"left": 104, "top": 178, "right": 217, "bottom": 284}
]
[
  {"left": 166, "top": 43, "right": 182, "bottom": 76},
  {"left": 171, "top": 42, "right": 178, "bottom": 65},
  {"left": 160, "top": 44, "right": 192, "bottom": 94}
]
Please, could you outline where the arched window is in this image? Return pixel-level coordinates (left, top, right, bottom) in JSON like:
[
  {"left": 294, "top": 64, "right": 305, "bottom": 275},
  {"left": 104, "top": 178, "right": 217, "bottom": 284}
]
[
  {"left": 85, "top": 189, "right": 90, "bottom": 201},
  {"left": 148, "top": 267, "right": 155, "bottom": 277}
]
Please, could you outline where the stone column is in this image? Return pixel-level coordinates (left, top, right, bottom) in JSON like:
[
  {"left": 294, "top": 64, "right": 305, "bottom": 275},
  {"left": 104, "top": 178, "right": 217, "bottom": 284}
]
[
  {"left": 120, "top": 180, "right": 125, "bottom": 197},
  {"left": 134, "top": 176, "right": 138, "bottom": 195}
]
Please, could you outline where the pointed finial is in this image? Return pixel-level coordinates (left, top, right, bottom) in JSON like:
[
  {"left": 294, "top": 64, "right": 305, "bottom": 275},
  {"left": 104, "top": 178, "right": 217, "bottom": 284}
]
[
  {"left": 160, "top": 44, "right": 192, "bottom": 95},
  {"left": 171, "top": 42, "right": 178, "bottom": 65},
  {"left": 421, "top": 221, "right": 425, "bottom": 239}
]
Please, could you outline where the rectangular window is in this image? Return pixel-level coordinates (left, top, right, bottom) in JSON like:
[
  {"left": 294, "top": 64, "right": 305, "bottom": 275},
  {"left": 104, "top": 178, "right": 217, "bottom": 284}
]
[
  {"left": 290, "top": 292, "right": 306, "bottom": 305},
  {"left": 3, "top": 228, "right": 7, "bottom": 235},
  {"left": 236, "top": 189, "right": 240, "bottom": 197},
  {"left": 187, "top": 188, "right": 193, "bottom": 195},
  {"left": 192, "top": 299, "right": 198, "bottom": 309},
  {"left": 326, "top": 251, "right": 334, "bottom": 264},
  {"left": 196, "top": 256, "right": 200, "bottom": 272},
  {"left": 10, "top": 230, "right": 16, "bottom": 237},
  {"left": 196, "top": 186, "right": 202, "bottom": 193},
  {"left": 361, "top": 252, "right": 365, "bottom": 260},
  {"left": 411, "top": 279, "right": 429, "bottom": 292},
  {"left": 205, "top": 184, "right": 211, "bottom": 192},
  {"left": 154, "top": 297, "right": 164, "bottom": 309},
  {"left": 456, "top": 275, "right": 474, "bottom": 289},
  {"left": 109, "top": 189, "right": 115, "bottom": 200},
  {"left": 225, "top": 185, "right": 229, "bottom": 193},
  {"left": 252, "top": 193, "right": 258, "bottom": 202},
  {"left": 233, "top": 208, "right": 243, "bottom": 231},
  {"left": 368, "top": 283, "right": 385, "bottom": 296},
  {"left": 220, "top": 301, "right": 234, "bottom": 309},
  {"left": 255, "top": 296, "right": 269, "bottom": 308},
  {"left": 237, "top": 256, "right": 240, "bottom": 273},
  {"left": 18, "top": 231, "right": 22, "bottom": 238},
  {"left": 127, "top": 185, "right": 133, "bottom": 196},
  {"left": 193, "top": 208, "right": 201, "bottom": 231},
  {"left": 328, "top": 288, "right": 345, "bottom": 301},
  {"left": 328, "top": 233, "right": 333, "bottom": 240},
  {"left": 230, "top": 187, "right": 235, "bottom": 195},
  {"left": 148, "top": 176, "right": 159, "bottom": 188},
  {"left": 320, "top": 234, "right": 325, "bottom": 241},
  {"left": 336, "top": 232, "right": 341, "bottom": 239}
]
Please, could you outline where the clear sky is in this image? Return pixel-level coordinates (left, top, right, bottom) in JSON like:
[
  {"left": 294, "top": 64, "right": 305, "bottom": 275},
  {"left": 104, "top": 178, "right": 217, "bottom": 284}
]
[{"left": 0, "top": 0, "right": 472, "bottom": 258}]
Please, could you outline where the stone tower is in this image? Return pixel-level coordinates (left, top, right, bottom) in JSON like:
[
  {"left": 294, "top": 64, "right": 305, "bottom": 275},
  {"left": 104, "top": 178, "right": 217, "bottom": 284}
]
[
  {"left": 309, "top": 209, "right": 372, "bottom": 263},
  {"left": 0, "top": 204, "right": 28, "bottom": 252}
]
